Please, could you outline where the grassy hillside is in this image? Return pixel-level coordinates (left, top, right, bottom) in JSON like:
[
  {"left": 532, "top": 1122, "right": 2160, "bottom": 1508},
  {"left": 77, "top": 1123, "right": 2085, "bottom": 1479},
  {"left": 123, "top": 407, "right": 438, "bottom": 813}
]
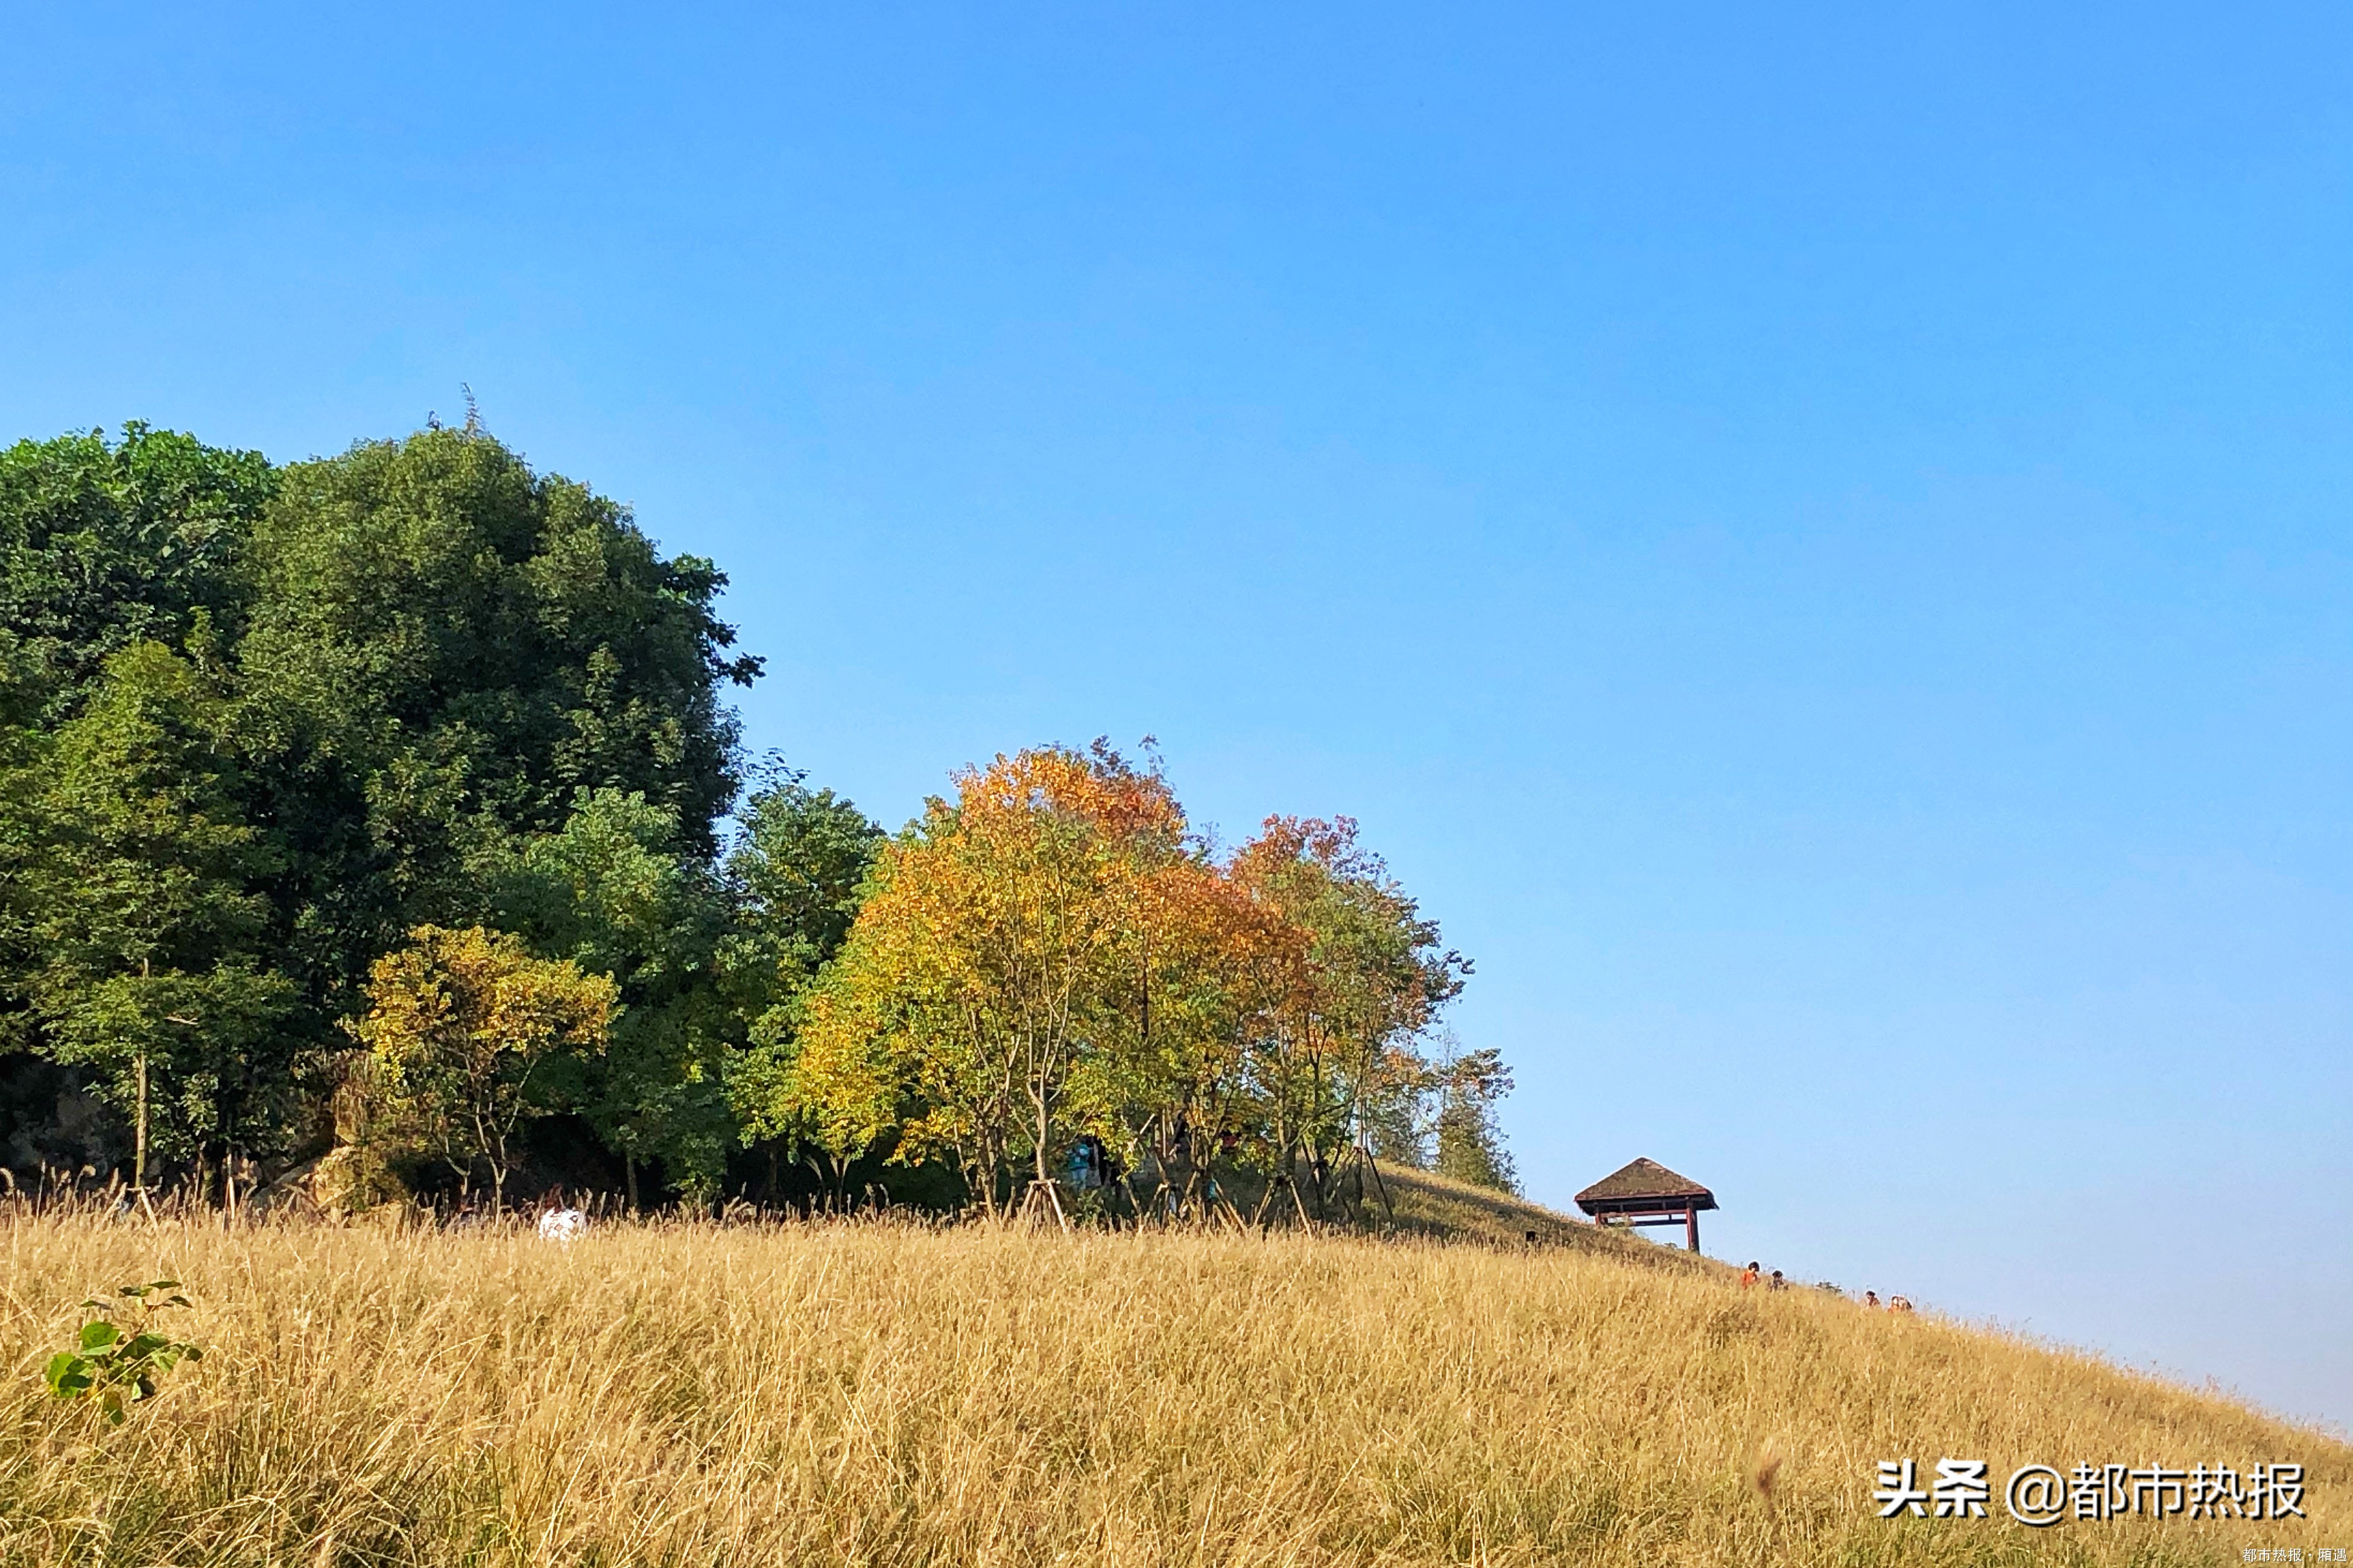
[
  {"left": 2, "top": 1210, "right": 2343, "bottom": 1566},
  {"left": 1374, "top": 1165, "right": 1714, "bottom": 1268}
]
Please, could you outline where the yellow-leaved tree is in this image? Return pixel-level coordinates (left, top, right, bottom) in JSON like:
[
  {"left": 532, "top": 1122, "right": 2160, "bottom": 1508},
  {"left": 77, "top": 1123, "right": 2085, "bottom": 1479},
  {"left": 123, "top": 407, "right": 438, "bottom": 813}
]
[
  {"left": 782, "top": 744, "right": 1177, "bottom": 1221},
  {"left": 352, "top": 925, "right": 618, "bottom": 1212}
]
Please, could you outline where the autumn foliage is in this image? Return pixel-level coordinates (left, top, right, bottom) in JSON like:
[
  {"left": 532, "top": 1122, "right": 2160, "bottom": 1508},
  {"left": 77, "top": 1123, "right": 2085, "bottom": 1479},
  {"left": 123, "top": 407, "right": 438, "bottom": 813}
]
[
  {"left": 745, "top": 744, "right": 1469, "bottom": 1222},
  {"left": 351, "top": 926, "right": 618, "bottom": 1211},
  {"left": 1, "top": 425, "right": 1500, "bottom": 1216}
]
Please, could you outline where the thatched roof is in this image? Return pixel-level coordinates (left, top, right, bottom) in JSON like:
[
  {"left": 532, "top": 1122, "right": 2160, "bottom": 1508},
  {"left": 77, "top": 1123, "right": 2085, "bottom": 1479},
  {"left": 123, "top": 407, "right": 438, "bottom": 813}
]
[{"left": 1574, "top": 1158, "right": 1716, "bottom": 1214}]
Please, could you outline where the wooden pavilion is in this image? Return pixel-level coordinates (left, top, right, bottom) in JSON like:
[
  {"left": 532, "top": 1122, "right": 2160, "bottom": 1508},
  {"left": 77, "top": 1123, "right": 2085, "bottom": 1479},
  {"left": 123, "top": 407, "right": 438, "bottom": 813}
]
[{"left": 1574, "top": 1157, "right": 1717, "bottom": 1253}]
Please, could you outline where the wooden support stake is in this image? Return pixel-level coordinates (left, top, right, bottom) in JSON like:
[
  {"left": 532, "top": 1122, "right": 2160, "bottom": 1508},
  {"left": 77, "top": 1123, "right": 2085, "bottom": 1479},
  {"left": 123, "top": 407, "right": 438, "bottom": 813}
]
[{"left": 134, "top": 1049, "right": 148, "bottom": 1195}]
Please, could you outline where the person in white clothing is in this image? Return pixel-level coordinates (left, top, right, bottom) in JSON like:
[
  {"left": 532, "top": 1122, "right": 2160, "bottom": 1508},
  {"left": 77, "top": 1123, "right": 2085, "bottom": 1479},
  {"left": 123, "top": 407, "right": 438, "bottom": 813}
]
[{"left": 536, "top": 1184, "right": 587, "bottom": 1243}]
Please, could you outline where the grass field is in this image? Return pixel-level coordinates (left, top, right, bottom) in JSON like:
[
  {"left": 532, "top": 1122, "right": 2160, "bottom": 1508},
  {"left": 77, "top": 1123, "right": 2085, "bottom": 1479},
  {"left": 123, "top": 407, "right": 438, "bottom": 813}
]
[{"left": 2, "top": 1198, "right": 2345, "bottom": 1566}]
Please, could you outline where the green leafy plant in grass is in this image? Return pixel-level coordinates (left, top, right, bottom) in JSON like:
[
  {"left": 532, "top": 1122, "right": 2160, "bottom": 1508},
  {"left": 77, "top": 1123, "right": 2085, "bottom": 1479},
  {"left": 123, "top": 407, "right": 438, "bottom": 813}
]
[{"left": 43, "top": 1280, "right": 203, "bottom": 1423}]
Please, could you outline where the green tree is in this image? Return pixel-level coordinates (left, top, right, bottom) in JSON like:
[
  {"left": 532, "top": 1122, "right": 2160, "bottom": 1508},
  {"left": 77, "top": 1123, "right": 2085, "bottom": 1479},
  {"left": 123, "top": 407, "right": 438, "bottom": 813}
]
[
  {"left": 0, "top": 420, "right": 785, "bottom": 1201},
  {"left": 720, "top": 771, "right": 887, "bottom": 1193},
  {"left": 0, "top": 425, "right": 273, "bottom": 722},
  {"left": 0, "top": 426, "right": 281, "bottom": 1165},
  {"left": 1431, "top": 1046, "right": 1518, "bottom": 1195},
  {"left": 231, "top": 425, "right": 761, "bottom": 1028},
  {"left": 490, "top": 788, "right": 733, "bottom": 1206},
  {"left": 352, "top": 925, "right": 616, "bottom": 1211},
  {"left": 3, "top": 641, "right": 292, "bottom": 1190},
  {"left": 723, "top": 768, "right": 886, "bottom": 1002},
  {"left": 0, "top": 642, "right": 45, "bottom": 1061},
  {"left": 735, "top": 937, "right": 908, "bottom": 1202}
]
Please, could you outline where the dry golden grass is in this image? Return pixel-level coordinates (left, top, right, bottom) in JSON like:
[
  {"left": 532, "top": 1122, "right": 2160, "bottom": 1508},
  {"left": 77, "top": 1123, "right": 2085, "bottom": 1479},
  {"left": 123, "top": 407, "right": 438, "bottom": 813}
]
[{"left": 1, "top": 1207, "right": 2345, "bottom": 1566}]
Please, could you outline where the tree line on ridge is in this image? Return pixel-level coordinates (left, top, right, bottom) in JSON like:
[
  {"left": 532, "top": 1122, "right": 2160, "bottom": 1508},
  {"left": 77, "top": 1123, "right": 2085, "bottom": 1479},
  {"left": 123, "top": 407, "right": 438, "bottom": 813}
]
[{"left": 0, "top": 420, "right": 1515, "bottom": 1218}]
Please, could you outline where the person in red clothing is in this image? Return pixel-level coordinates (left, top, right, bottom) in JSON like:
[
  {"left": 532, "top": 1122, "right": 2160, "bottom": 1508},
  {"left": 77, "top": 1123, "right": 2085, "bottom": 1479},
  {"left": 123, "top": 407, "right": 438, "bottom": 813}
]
[{"left": 1740, "top": 1261, "right": 1760, "bottom": 1289}]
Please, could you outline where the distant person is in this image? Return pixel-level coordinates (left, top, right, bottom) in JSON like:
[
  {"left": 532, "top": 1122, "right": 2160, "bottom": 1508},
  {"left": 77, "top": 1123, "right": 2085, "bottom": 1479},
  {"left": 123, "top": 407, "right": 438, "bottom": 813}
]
[
  {"left": 1740, "top": 1262, "right": 1760, "bottom": 1289},
  {"left": 1889, "top": 1295, "right": 1913, "bottom": 1314},
  {"left": 1769, "top": 1269, "right": 1785, "bottom": 1291},
  {"left": 1863, "top": 1291, "right": 1880, "bottom": 1309},
  {"left": 537, "top": 1185, "right": 586, "bottom": 1244}
]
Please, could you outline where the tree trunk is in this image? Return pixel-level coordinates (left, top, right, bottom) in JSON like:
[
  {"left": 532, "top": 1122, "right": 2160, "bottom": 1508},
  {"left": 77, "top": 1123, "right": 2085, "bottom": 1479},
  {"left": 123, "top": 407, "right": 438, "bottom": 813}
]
[
  {"left": 1363, "top": 1144, "right": 1396, "bottom": 1221},
  {"left": 133, "top": 1049, "right": 148, "bottom": 1193},
  {"left": 967, "top": 1152, "right": 998, "bottom": 1221},
  {"left": 1033, "top": 1095, "right": 1053, "bottom": 1192},
  {"left": 134, "top": 958, "right": 151, "bottom": 1198}
]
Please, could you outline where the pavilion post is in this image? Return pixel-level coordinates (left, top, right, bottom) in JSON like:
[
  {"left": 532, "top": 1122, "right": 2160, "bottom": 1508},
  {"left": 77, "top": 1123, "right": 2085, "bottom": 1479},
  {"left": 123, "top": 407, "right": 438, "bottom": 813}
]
[{"left": 1685, "top": 1204, "right": 1699, "bottom": 1253}]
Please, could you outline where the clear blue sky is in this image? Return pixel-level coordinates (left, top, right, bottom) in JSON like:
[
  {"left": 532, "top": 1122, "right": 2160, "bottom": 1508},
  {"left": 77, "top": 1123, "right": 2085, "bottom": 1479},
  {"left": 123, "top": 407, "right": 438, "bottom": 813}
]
[{"left": 7, "top": 4, "right": 2347, "bottom": 1429}]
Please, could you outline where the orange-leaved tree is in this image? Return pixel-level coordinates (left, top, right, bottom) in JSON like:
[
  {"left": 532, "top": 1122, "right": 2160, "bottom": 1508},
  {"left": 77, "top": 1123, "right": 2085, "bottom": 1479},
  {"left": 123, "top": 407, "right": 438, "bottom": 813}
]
[
  {"left": 1076, "top": 846, "right": 1299, "bottom": 1221},
  {"left": 1227, "top": 817, "right": 1467, "bottom": 1223},
  {"left": 762, "top": 745, "right": 1481, "bottom": 1225}
]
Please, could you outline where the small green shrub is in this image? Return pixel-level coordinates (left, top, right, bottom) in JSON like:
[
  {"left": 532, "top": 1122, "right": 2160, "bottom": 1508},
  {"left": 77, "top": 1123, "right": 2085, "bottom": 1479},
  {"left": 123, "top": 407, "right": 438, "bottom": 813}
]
[{"left": 43, "top": 1280, "right": 203, "bottom": 1423}]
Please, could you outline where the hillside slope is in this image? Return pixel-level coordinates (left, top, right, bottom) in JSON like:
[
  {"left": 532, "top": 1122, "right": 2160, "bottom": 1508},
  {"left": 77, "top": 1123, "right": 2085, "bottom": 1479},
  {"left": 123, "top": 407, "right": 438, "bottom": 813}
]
[
  {"left": 2, "top": 1213, "right": 2343, "bottom": 1566},
  {"left": 1372, "top": 1163, "right": 1718, "bottom": 1269}
]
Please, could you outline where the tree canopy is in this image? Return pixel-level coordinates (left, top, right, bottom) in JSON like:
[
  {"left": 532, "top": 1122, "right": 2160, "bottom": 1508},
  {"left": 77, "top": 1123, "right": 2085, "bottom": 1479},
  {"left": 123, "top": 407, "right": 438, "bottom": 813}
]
[
  {"left": 0, "top": 420, "right": 1511, "bottom": 1215},
  {"left": 765, "top": 744, "right": 1485, "bottom": 1224}
]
